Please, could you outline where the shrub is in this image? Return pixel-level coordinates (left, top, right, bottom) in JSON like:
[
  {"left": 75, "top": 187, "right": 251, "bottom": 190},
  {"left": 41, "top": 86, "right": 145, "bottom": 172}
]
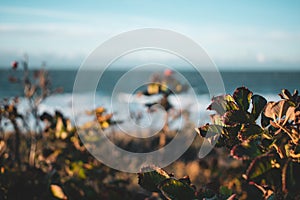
[
  {"left": 196, "top": 87, "right": 300, "bottom": 199},
  {"left": 138, "top": 87, "right": 300, "bottom": 200}
]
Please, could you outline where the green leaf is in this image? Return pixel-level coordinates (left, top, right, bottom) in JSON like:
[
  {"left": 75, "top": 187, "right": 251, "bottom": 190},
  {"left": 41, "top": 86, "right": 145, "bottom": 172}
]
[
  {"left": 198, "top": 125, "right": 243, "bottom": 147},
  {"left": 196, "top": 124, "right": 225, "bottom": 146},
  {"left": 178, "top": 175, "right": 191, "bottom": 186},
  {"left": 158, "top": 178, "right": 196, "bottom": 200},
  {"left": 214, "top": 125, "right": 241, "bottom": 148},
  {"left": 230, "top": 140, "right": 262, "bottom": 160},
  {"left": 243, "top": 154, "right": 279, "bottom": 180},
  {"left": 207, "top": 95, "right": 238, "bottom": 115},
  {"left": 285, "top": 162, "right": 299, "bottom": 190},
  {"left": 261, "top": 112, "right": 272, "bottom": 128},
  {"left": 196, "top": 124, "right": 224, "bottom": 137},
  {"left": 138, "top": 166, "right": 170, "bottom": 192},
  {"left": 223, "top": 110, "right": 252, "bottom": 126},
  {"left": 70, "top": 161, "right": 86, "bottom": 179},
  {"left": 238, "top": 124, "right": 264, "bottom": 141},
  {"left": 209, "top": 114, "right": 224, "bottom": 126},
  {"left": 219, "top": 186, "right": 232, "bottom": 197},
  {"left": 251, "top": 94, "right": 267, "bottom": 120},
  {"left": 233, "top": 87, "right": 253, "bottom": 111}
]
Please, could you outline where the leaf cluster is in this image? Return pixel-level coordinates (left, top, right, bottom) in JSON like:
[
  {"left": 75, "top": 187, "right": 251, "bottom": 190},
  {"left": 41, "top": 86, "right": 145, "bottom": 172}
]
[
  {"left": 138, "top": 165, "right": 236, "bottom": 200},
  {"left": 196, "top": 87, "right": 300, "bottom": 199}
]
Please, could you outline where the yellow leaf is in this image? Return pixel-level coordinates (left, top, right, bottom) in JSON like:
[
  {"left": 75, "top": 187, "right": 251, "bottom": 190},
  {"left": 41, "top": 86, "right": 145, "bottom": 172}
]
[
  {"left": 101, "top": 121, "right": 110, "bottom": 129},
  {"left": 50, "top": 184, "right": 67, "bottom": 199}
]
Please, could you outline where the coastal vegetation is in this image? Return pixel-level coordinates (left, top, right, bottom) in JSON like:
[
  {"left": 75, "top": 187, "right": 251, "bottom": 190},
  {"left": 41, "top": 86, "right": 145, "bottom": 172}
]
[{"left": 1, "top": 62, "right": 299, "bottom": 199}]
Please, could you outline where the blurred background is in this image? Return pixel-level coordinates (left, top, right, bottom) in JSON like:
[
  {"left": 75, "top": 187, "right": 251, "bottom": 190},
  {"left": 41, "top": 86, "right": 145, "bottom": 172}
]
[{"left": 1, "top": 0, "right": 300, "bottom": 70}]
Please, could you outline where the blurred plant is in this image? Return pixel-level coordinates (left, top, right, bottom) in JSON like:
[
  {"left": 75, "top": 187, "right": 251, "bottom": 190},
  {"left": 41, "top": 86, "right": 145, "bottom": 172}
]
[
  {"left": 84, "top": 106, "right": 122, "bottom": 130},
  {"left": 40, "top": 110, "right": 73, "bottom": 140},
  {"left": 1, "top": 58, "right": 138, "bottom": 199},
  {"left": 0, "top": 109, "right": 134, "bottom": 199},
  {"left": 0, "top": 97, "right": 23, "bottom": 165},
  {"left": 3, "top": 56, "right": 63, "bottom": 167},
  {"left": 196, "top": 87, "right": 300, "bottom": 199}
]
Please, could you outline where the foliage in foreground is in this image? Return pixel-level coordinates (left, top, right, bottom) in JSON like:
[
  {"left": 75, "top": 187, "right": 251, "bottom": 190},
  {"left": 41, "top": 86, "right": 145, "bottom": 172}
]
[
  {"left": 139, "top": 87, "right": 300, "bottom": 200},
  {"left": 138, "top": 165, "right": 236, "bottom": 200},
  {"left": 0, "top": 60, "right": 138, "bottom": 200},
  {"left": 197, "top": 87, "right": 300, "bottom": 199},
  {"left": 2, "top": 60, "right": 300, "bottom": 199}
]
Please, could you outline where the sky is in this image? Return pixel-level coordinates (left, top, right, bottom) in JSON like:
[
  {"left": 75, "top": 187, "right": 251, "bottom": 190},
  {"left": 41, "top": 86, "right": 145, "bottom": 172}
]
[{"left": 0, "top": 0, "right": 300, "bottom": 70}]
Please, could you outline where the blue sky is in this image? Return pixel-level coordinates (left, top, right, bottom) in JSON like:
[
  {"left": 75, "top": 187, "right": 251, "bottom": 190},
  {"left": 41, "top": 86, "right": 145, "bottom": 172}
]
[{"left": 0, "top": 0, "right": 300, "bottom": 70}]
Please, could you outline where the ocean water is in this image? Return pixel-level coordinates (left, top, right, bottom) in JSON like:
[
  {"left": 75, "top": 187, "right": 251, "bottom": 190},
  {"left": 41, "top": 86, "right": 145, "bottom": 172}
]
[
  {"left": 1, "top": 69, "right": 299, "bottom": 97},
  {"left": 1, "top": 69, "right": 299, "bottom": 129}
]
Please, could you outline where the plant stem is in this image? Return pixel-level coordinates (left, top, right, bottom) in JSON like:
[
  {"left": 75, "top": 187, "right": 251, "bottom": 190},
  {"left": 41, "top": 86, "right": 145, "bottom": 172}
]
[
  {"left": 282, "top": 158, "right": 291, "bottom": 194},
  {"left": 11, "top": 118, "right": 21, "bottom": 166}
]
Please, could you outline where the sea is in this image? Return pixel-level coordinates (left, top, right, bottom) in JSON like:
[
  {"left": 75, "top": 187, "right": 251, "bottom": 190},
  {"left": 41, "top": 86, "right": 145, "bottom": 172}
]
[{"left": 1, "top": 69, "right": 299, "bottom": 130}]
